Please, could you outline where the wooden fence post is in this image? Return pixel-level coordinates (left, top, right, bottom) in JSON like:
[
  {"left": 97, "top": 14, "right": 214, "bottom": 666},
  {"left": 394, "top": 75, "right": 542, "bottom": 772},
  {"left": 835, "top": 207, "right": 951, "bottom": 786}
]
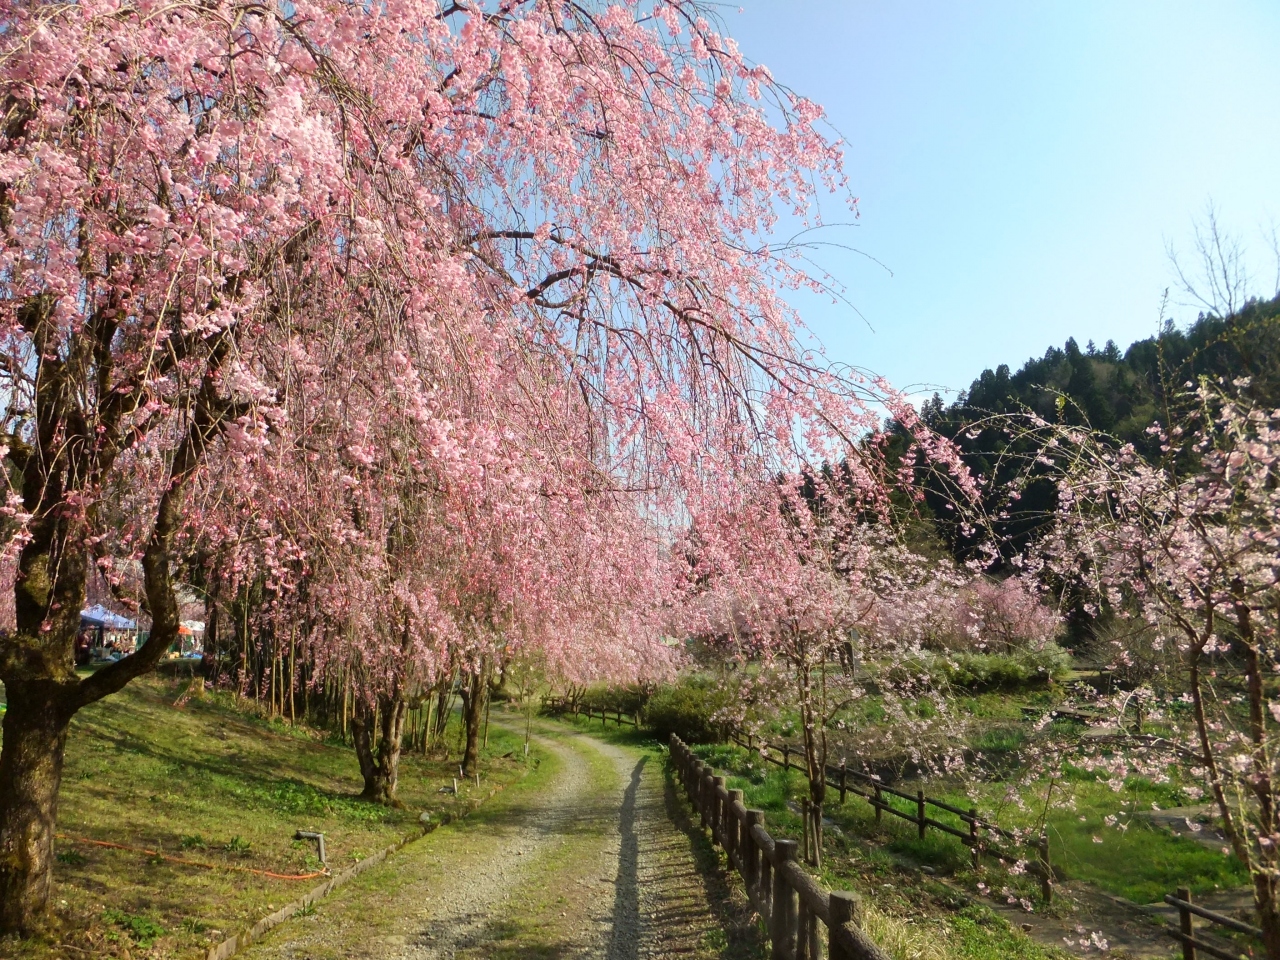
[
  {"left": 771, "top": 839, "right": 798, "bottom": 960},
  {"left": 712, "top": 776, "right": 726, "bottom": 843},
  {"left": 828, "top": 890, "right": 862, "bottom": 960},
  {"left": 917, "top": 789, "right": 927, "bottom": 840},
  {"left": 744, "top": 809, "right": 764, "bottom": 903},
  {"left": 839, "top": 760, "right": 847, "bottom": 805},
  {"left": 703, "top": 767, "right": 715, "bottom": 831},
  {"left": 874, "top": 783, "right": 882, "bottom": 824},
  {"left": 783, "top": 745, "right": 790, "bottom": 771},
  {"left": 1177, "top": 886, "right": 1195, "bottom": 960},
  {"left": 727, "top": 788, "right": 744, "bottom": 863},
  {"left": 758, "top": 817, "right": 773, "bottom": 919}
]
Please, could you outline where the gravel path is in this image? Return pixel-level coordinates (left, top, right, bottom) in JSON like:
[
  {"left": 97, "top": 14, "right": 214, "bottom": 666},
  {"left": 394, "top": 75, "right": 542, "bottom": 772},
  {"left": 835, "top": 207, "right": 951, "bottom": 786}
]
[{"left": 238, "top": 724, "right": 755, "bottom": 960}]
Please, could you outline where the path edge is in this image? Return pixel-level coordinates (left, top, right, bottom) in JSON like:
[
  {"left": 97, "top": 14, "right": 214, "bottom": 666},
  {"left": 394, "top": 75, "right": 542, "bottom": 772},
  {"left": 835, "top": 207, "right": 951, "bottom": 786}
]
[{"left": 204, "top": 770, "right": 528, "bottom": 960}]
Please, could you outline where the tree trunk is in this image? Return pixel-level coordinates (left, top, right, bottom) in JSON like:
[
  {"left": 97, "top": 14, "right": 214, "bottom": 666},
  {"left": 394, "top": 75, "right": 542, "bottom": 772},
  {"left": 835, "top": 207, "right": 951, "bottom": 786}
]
[
  {"left": 0, "top": 682, "right": 73, "bottom": 935},
  {"left": 372, "top": 696, "right": 407, "bottom": 806},
  {"left": 351, "top": 700, "right": 380, "bottom": 799},
  {"left": 431, "top": 675, "right": 453, "bottom": 750},
  {"left": 1251, "top": 872, "right": 1280, "bottom": 960},
  {"left": 461, "top": 664, "right": 489, "bottom": 778}
]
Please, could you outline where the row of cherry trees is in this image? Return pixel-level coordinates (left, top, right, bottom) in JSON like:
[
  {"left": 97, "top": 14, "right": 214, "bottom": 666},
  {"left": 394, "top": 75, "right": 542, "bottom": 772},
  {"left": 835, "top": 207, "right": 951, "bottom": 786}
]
[
  {"left": 0, "top": 0, "right": 963, "bottom": 935},
  {"left": 6, "top": 0, "right": 1271, "bottom": 951}
]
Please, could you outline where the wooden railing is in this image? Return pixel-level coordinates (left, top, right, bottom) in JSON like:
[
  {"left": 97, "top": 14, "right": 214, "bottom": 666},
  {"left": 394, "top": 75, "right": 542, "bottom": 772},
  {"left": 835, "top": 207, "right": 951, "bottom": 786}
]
[
  {"left": 729, "top": 729, "right": 1054, "bottom": 901},
  {"left": 541, "top": 696, "right": 1051, "bottom": 902},
  {"left": 1165, "top": 887, "right": 1262, "bottom": 960},
  {"left": 671, "top": 734, "right": 891, "bottom": 960},
  {"left": 540, "top": 696, "right": 638, "bottom": 728}
]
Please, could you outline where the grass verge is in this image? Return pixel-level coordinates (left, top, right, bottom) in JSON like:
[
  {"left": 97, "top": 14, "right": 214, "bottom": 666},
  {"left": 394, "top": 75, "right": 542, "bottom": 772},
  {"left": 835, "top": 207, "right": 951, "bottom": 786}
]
[{"left": 1, "top": 675, "right": 535, "bottom": 959}]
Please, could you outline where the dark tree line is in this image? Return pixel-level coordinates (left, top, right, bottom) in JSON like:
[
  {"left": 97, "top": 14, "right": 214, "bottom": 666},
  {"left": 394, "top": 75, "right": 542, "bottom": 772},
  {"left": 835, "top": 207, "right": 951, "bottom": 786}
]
[{"left": 897, "top": 295, "right": 1280, "bottom": 567}]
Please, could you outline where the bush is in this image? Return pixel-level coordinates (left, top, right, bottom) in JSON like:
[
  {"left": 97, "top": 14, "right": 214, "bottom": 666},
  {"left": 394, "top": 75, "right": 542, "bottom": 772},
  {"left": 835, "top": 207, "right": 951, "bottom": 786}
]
[
  {"left": 643, "top": 674, "right": 733, "bottom": 744},
  {"left": 942, "top": 645, "right": 1071, "bottom": 689},
  {"left": 888, "top": 644, "right": 1070, "bottom": 691}
]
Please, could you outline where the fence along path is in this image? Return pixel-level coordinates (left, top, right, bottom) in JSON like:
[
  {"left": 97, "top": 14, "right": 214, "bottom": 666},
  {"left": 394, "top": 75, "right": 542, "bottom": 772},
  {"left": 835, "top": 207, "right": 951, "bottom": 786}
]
[
  {"left": 541, "top": 697, "right": 1053, "bottom": 898},
  {"left": 728, "top": 729, "right": 1055, "bottom": 901},
  {"left": 670, "top": 734, "right": 891, "bottom": 960},
  {"left": 550, "top": 701, "right": 1270, "bottom": 958}
]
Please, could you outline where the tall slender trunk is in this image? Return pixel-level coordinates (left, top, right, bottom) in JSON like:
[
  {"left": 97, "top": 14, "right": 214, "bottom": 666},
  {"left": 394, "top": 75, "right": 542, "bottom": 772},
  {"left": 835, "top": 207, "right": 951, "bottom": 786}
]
[
  {"left": 797, "top": 652, "right": 825, "bottom": 868},
  {"left": 431, "top": 673, "right": 454, "bottom": 751},
  {"left": 351, "top": 699, "right": 379, "bottom": 798},
  {"left": 288, "top": 634, "right": 297, "bottom": 724},
  {"left": 461, "top": 662, "right": 489, "bottom": 778},
  {"left": 342, "top": 673, "right": 351, "bottom": 742}
]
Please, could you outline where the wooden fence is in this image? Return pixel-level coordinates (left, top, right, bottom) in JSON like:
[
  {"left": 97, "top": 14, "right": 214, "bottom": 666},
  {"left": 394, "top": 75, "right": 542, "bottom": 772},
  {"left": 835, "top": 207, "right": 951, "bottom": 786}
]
[
  {"left": 1165, "top": 887, "right": 1262, "bottom": 960},
  {"left": 546, "top": 697, "right": 1265, "bottom": 950},
  {"left": 671, "top": 734, "right": 891, "bottom": 960},
  {"left": 729, "top": 729, "right": 1054, "bottom": 901},
  {"left": 542, "top": 697, "right": 1053, "bottom": 901},
  {"left": 540, "top": 696, "right": 638, "bottom": 728}
]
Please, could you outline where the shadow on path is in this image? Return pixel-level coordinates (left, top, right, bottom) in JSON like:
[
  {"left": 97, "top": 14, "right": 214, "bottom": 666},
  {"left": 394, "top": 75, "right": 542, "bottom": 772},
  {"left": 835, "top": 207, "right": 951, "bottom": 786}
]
[
  {"left": 661, "top": 758, "right": 768, "bottom": 960},
  {"left": 608, "top": 755, "right": 646, "bottom": 960}
]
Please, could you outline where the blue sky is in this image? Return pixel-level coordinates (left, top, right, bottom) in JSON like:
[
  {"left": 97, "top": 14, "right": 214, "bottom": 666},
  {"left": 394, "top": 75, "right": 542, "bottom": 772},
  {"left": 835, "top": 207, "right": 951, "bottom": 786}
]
[{"left": 723, "top": 1, "right": 1280, "bottom": 400}]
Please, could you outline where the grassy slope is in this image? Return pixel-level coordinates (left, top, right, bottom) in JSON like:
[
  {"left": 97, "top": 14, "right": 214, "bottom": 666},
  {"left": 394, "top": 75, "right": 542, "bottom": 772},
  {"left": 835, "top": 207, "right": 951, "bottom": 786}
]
[
  {"left": 0, "top": 674, "right": 535, "bottom": 959},
  {"left": 686, "top": 742, "right": 1071, "bottom": 960},
  {"left": 725, "top": 679, "right": 1249, "bottom": 904}
]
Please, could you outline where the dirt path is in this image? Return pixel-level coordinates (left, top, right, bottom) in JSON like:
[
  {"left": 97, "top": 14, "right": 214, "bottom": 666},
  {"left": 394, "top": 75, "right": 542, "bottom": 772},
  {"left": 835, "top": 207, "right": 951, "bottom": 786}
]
[{"left": 238, "top": 723, "right": 760, "bottom": 960}]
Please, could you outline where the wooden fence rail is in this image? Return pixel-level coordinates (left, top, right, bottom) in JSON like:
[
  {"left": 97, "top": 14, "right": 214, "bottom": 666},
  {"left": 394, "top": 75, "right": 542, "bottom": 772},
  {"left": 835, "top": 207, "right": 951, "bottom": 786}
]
[
  {"left": 1164, "top": 887, "right": 1261, "bottom": 960},
  {"left": 540, "top": 697, "right": 1052, "bottom": 901},
  {"left": 728, "top": 729, "right": 1053, "bottom": 902},
  {"left": 540, "top": 696, "right": 638, "bottom": 728},
  {"left": 671, "top": 734, "right": 891, "bottom": 960}
]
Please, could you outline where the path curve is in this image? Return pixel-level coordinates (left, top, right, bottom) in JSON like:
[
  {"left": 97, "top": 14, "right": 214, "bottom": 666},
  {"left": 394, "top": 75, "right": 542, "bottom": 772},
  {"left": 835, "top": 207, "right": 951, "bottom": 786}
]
[{"left": 239, "top": 722, "right": 757, "bottom": 960}]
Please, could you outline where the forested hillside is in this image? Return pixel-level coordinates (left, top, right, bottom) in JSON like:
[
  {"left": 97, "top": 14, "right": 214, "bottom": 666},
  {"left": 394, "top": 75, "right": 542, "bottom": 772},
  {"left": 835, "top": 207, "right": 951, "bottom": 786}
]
[{"left": 910, "top": 294, "right": 1280, "bottom": 561}]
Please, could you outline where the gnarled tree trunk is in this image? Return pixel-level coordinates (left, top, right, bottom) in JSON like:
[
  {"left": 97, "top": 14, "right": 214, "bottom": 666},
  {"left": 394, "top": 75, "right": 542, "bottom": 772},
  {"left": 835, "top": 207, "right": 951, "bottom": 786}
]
[
  {"left": 351, "top": 699, "right": 379, "bottom": 799},
  {"left": 373, "top": 696, "right": 407, "bottom": 805},
  {"left": 351, "top": 694, "right": 408, "bottom": 804},
  {"left": 0, "top": 681, "right": 73, "bottom": 934}
]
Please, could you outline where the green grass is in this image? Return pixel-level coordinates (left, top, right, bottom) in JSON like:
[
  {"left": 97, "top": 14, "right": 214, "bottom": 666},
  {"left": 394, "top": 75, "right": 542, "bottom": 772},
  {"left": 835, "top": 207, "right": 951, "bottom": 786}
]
[
  {"left": 681, "top": 743, "right": 1065, "bottom": 960},
  {"left": 1017, "top": 773, "right": 1247, "bottom": 903},
  {"left": 949, "top": 904, "right": 1063, "bottom": 959},
  {"left": 694, "top": 727, "right": 1250, "bottom": 906},
  {"left": 684, "top": 740, "right": 1253, "bottom": 957},
  {"left": 1, "top": 675, "right": 537, "bottom": 959}
]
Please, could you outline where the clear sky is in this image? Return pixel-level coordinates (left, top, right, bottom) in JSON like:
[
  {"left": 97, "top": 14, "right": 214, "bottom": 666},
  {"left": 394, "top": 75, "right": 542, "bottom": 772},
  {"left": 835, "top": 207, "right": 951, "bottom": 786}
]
[{"left": 723, "top": 1, "right": 1280, "bottom": 401}]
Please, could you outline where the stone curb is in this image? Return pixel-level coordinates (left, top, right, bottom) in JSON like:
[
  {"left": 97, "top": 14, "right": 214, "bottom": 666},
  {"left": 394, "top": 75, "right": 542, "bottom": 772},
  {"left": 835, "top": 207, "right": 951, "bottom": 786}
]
[{"left": 204, "top": 772, "right": 526, "bottom": 960}]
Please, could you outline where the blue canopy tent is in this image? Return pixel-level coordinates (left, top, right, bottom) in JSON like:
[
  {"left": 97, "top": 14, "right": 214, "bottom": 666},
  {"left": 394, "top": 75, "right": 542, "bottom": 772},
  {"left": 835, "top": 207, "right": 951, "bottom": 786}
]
[
  {"left": 79, "top": 605, "right": 139, "bottom": 662},
  {"left": 80, "top": 604, "right": 137, "bottom": 631}
]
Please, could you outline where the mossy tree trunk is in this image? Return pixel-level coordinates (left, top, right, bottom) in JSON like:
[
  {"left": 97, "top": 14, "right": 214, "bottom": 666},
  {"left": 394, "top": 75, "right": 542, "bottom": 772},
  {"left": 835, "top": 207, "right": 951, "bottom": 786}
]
[
  {"left": 0, "top": 681, "right": 73, "bottom": 934},
  {"left": 351, "top": 699, "right": 379, "bottom": 798},
  {"left": 351, "top": 694, "right": 409, "bottom": 805}
]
